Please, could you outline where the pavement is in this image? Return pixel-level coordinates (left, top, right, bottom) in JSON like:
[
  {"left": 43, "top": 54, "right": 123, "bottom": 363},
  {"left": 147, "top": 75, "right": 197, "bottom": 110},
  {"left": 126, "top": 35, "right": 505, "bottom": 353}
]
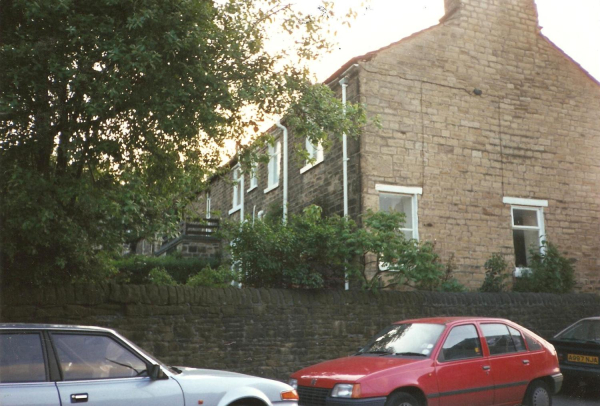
[{"left": 554, "top": 382, "right": 600, "bottom": 406}]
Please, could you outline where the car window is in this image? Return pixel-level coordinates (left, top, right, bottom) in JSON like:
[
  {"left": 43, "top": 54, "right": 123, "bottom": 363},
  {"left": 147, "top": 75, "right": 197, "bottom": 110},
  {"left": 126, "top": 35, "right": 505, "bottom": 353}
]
[
  {"left": 481, "top": 323, "right": 525, "bottom": 355},
  {"left": 439, "top": 325, "right": 482, "bottom": 361},
  {"left": 358, "top": 323, "right": 445, "bottom": 357},
  {"left": 51, "top": 333, "right": 148, "bottom": 380},
  {"left": 0, "top": 333, "right": 46, "bottom": 383},
  {"left": 556, "top": 320, "right": 600, "bottom": 343},
  {"left": 524, "top": 333, "right": 542, "bottom": 351},
  {"left": 508, "top": 326, "right": 527, "bottom": 352}
]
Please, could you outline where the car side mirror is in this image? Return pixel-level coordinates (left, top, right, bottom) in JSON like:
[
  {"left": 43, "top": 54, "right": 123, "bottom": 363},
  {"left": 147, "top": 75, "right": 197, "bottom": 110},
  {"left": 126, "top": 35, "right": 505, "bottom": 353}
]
[{"left": 148, "top": 364, "right": 166, "bottom": 380}]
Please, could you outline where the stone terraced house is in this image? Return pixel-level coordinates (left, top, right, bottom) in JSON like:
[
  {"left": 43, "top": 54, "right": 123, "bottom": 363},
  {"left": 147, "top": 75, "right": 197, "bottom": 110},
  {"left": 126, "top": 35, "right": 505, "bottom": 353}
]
[{"left": 163, "top": 0, "right": 600, "bottom": 291}]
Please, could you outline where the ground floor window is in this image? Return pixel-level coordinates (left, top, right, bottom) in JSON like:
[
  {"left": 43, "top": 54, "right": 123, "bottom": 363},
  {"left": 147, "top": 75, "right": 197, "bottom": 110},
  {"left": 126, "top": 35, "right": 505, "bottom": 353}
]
[
  {"left": 502, "top": 197, "right": 547, "bottom": 275},
  {"left": 376, "top": 184, "right": 422, "bottom": 240}
]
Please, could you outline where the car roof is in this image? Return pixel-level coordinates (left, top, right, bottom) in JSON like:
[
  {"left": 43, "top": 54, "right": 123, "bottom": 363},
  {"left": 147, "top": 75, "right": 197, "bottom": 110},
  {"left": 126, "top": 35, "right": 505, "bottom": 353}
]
[
  {"left": 0, "top": 323, "right": 116, "bottom": 333},
  {"left": 395, "top": 317, "right": 513, "bottom": 325}
]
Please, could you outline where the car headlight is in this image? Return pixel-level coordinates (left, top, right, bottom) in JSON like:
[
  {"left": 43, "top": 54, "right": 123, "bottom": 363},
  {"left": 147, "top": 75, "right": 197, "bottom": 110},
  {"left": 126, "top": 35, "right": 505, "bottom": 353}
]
[
  {"left": 288, "top": 379, "right": 298, "bottom": 390},
  {"left": 331, "top": 383, "right": 361, "bottom": 398}
]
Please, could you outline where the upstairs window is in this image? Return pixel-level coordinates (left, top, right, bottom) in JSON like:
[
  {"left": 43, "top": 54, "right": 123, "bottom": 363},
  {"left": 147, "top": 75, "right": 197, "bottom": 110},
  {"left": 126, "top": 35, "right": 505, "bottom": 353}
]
[
  {"left": 503, "top": 197, "right": 547, "bottom": 274},
  {"left": 376, "top": 185, "right": 422, "bottom": 240},
  {"left": 265, "top": 140, "right": 280, "bottom": 193},
  {"left": 248, "top": 164, "right": 258, "bottom": 191},
  {"left": 206, "top": 191, "right": 211, "bottom": 219},
  {"left": 229, "top": 166, "right": 243, "bottom": 214},
  {"left": 300, "top": 138, "right": 324, "bottom": 174}
]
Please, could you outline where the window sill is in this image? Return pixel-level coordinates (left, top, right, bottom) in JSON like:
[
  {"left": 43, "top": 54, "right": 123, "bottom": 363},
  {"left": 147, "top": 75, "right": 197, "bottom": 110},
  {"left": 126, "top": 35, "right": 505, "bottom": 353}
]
[
  {"left": 300, "top": 158, "right": 324, "bottom": 174},
  {"left": 247, "top": 185, "right": 257, "bottom": 193},
  {"left": 264, "top": 183, "right": 279, "bottom": 194},
  {"left": 514, "top": 267, "right": 532, "bottom": 278},
  {"left": 228, "top": 205, "right": 242, "bottom": 215}
]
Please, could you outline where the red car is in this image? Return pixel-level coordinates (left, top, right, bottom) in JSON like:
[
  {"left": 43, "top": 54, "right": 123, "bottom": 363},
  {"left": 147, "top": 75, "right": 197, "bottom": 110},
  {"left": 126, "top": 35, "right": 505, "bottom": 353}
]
[{"left": 289, "top": 317, "right": 562, "bottom": 406}]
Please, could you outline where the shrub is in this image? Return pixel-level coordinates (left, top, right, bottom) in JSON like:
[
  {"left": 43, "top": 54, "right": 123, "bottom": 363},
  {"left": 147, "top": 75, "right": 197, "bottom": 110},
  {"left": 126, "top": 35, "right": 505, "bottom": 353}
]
[
  {"left": 512, "top": 241, "right": 575, "bottom": 294},
  {"left": 147, "top": 267, "right": 177, "bottom": 286},
  {"left": 223, "top": 205, "right": 347, "bottom": 289},
  {"left": 480, "top": 253, "right": 510, "bottom": 292},
  {"left": 186, "top": 265, "right": 235, "bottom": 288},
  {"left": 112, "top": 255, "right": 221, "bottom": 284},
  {"left": 224, "top": 205, "right": 458, "bottom": 291}
]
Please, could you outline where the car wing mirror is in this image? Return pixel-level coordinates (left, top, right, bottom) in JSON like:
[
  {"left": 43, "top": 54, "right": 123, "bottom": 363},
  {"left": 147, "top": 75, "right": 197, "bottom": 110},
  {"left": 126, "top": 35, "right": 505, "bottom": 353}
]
[{"left": 148, "top": 364, "right": 166, "bottom": 380}]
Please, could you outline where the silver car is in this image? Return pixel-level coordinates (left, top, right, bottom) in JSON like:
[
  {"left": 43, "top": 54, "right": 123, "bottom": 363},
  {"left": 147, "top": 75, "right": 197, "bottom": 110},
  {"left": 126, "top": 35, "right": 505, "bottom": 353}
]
[{"left": 0, "top": 323, "right": 299, "bottom": 406}]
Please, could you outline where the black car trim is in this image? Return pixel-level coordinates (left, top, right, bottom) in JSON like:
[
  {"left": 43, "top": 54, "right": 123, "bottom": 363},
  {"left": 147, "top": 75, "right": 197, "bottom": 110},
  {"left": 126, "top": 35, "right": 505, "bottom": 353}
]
[{"left": 427, "top": 381, "right": 528, "bottom": 399}]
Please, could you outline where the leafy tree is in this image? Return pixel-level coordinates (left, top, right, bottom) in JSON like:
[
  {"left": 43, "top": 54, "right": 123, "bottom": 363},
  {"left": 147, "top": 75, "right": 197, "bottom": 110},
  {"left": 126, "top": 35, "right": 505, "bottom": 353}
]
[
  {"left": 479, "top": 253, "right": 510, "bottom": 292},
  {"left": 513, "top": 241, "right": 575, "bottom": 294},
  {"left": 0, "top": 0, "right": 365, "bottom": 286}
]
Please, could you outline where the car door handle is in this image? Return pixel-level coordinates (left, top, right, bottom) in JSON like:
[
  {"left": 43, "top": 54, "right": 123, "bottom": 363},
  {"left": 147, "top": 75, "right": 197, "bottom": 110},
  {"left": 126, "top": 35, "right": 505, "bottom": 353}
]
[
  {"left": 71, "top": 393, "right": 88, "bottom": 403},
  {"left": 523, "top": 359, "right": 530, "bottom": 365},
  {"left": 482, "top": 365, "right": 491, "bottom": 370}
]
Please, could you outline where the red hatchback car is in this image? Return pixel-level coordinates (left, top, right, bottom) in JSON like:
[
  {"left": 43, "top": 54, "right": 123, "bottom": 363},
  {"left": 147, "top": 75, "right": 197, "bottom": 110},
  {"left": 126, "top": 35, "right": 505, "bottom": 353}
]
[{"left": 290, "top": 317, "right": 562, "bottom": 406}]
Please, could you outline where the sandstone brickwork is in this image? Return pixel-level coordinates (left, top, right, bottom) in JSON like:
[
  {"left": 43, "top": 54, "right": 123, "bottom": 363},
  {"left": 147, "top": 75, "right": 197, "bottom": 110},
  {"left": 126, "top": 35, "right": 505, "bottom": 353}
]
[{"left": 358, "top": 0, "right": 600, "bottom": 290}]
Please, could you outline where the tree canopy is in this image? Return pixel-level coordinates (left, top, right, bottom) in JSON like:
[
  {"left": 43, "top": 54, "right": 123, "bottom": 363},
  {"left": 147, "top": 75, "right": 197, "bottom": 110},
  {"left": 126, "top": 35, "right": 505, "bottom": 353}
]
[{"left": 0, "top": 0, "right": 365, "bottom": 286}]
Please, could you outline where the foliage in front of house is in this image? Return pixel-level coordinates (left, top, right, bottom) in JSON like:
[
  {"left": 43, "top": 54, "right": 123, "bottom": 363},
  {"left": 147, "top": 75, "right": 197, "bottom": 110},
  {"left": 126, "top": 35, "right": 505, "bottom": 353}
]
[
  {"left": 112, "top": 255, "right": 221, "bottom": 285},
  {"left": 223, "top": 205, "right": 465, "bottom": 291},
  {"left": 479, "top": 253, "right": 510, "bottom": 292},
  {"left": 512, "top": 241, "right": 575, "bottom": 294}
]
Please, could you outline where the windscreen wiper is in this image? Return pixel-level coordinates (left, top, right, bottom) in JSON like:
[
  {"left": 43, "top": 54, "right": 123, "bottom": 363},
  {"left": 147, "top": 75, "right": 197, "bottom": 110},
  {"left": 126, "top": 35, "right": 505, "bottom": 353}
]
[{"left": 394, "top": 352, "right": 427, "bottom": 357}]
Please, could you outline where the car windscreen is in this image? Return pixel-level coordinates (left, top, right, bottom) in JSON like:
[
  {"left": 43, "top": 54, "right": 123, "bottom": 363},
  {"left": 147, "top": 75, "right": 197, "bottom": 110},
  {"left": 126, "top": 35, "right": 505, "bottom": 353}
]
[
  {"left": 358, "top": 323, "right": 445, "bottom": 357},
  {"left": 555, "top": 319, "right": 600, "bottom": 343}
]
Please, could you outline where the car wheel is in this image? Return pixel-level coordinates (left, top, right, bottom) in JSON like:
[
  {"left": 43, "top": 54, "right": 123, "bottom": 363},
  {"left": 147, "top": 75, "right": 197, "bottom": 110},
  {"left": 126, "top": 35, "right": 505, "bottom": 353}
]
[
  {"left": 523, "top": 380, "right": 552, "bottom": 406},
  {"left": 385, "top": 392, "right": 420, "bottom": 406}
]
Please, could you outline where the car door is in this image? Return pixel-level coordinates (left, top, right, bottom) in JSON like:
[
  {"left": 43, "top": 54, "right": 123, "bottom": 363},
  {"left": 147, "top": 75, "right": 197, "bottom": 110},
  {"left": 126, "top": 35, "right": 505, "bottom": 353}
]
[
  {"left": 480, "top": 323, "right": 530, "bottom": 405},
  {"left": 0, "top": 331, "right": 61, "bottom": 406},
  {"left": 434, "top": 324, "right": 494, "bottom": 406},
  {"left": 50, "top": 332, "right": 184, "bottom": 406}
]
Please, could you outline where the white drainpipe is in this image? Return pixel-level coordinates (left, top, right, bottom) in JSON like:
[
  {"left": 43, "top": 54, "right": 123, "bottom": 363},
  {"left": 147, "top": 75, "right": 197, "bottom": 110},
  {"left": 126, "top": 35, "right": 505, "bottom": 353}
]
[
  {"left": 340, "top": 77, "right": 349, "bottom": 218},
  {"left": 275, "top": 120, "right": 288, "bottom": 223}
]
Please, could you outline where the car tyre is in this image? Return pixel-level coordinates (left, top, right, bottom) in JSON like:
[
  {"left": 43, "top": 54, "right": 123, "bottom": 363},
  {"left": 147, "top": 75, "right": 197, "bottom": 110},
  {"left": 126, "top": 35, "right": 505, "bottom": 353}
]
[
  {"left": 523, "top": 380, "right": 552, "bottom": 406},
  {"left": 385, "top": 392, "right": 420, "bottom": 406}
]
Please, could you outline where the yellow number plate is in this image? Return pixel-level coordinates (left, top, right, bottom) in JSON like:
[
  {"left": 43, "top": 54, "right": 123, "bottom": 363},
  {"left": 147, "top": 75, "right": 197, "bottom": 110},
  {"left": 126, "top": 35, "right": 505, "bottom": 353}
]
[{"left": 568, "top": 354, "right": 599, "bottom": 364}]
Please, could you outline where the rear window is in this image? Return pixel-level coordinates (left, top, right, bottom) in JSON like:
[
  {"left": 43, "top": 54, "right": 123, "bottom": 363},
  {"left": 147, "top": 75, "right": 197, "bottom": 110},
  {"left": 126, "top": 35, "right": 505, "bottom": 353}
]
[
  {"left": 0, "top": 333, "right": 46, "bottom": 383},
  {"left": 556, "top": 320, "right": 600, "bottom": 343}
]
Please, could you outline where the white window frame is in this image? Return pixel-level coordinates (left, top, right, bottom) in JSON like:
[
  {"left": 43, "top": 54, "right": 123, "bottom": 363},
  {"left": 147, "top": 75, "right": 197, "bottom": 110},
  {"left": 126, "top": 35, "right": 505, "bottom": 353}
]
[
  {"left": 300, "top": 138, "right": 324, "bottom": 174},
  {"left": 376, "top": 184, "right": 422, "bottom": 241},
  {"left": 205, "top": 191, "right": 211, "bottom": 219},
  {"left": 264, "top": 140, "right": 280, "bottom": 193},
  {"left": 229, "top": 166, "right": 244, "bottom": 215},
  {"left": 248, "top": 163, "right": 258, "bottom": 192},
  {"left": 376, "top": 185, "right": 422, "bottom": 272},
  {"left": 503, "top": 197, "right": 547, "bottom": 277}
]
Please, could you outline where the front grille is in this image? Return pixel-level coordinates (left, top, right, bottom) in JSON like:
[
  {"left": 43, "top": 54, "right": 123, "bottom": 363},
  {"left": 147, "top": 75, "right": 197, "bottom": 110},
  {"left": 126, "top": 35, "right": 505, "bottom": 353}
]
[{"left": 298, "top": 386, "right": 330, "bottom": 406}]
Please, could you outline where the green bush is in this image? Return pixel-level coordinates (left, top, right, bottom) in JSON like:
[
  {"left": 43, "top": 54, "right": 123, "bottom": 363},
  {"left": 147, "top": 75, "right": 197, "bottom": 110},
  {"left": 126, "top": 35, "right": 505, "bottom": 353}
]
[
  {"left": 480, "top": 253, "right": 510, "bottom": 292},
  {"left": 223, "top": 205, "right": 458, "bottom": 291},
  {"left": 223, "top": 205, "right": 347, "bottom": 289},
  {"left": 512, "top": 241, "right": 575, "bottom": 294},
  {"left": 112, "top": 255, "right": 221, "bottom": 284},
  {"left": 147, "top": 267, "right": 177, "bottom": 286},
  {"left": 186, "top": 265, "right": 235, "bottom": 288}
]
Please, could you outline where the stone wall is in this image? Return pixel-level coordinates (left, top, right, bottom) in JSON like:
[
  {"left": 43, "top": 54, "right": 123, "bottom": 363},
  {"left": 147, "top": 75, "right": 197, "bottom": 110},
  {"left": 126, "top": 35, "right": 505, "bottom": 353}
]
[{"left": 2, "top": 285, "right": 599, "bottom": 381}]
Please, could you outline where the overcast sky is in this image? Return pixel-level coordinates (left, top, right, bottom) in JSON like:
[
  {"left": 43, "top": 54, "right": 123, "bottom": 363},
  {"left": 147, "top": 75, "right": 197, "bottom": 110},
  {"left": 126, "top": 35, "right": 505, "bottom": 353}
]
[{"left": 304, "top": 0, "right": 600, "bottom": 83}]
